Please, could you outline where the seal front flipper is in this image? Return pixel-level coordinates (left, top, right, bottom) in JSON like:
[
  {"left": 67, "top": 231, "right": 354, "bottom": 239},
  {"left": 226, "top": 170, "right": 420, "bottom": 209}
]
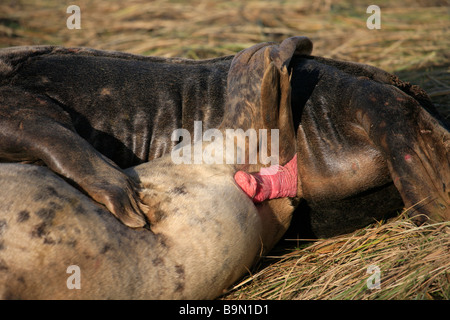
[{"left": 0, "top": 87, "right": 147, "bottom": 228}]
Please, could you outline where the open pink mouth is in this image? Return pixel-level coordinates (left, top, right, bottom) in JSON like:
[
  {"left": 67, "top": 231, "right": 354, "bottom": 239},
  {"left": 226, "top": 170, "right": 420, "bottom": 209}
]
[{"left": 234, "top": 154, "right": 298, "bottom": 203}]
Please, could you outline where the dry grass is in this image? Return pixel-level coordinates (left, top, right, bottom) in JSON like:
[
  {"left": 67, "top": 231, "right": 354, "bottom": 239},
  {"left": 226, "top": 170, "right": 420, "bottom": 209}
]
[
  {"left": 223, "top": 213, "right": 450, "bottom": 300},
  {"left": 1, "top": 0, "right": 448, "bottom": 116},
  {"left": 1, "top": 1, "right": 449, "bottom": 65},
  {"left": 1, "top": 0, "right": 449, "bottom": 300}
]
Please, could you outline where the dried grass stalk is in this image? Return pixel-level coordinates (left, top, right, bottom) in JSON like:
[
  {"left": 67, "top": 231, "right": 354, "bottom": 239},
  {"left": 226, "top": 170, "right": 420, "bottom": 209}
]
[{"left": 223, "top": 214, "right": 450, "bottom": 300}]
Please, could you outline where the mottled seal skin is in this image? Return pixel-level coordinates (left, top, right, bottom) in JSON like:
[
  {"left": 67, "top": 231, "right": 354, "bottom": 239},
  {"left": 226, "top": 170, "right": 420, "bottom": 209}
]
[{"left": 0, "top": 161, "right": 291, "bottom": 299}]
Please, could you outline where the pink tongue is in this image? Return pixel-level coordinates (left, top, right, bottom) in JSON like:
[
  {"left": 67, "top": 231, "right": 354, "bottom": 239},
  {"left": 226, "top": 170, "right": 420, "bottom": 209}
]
[{"left": 234, "top": 154, "right": 297, "bottom": 202}]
